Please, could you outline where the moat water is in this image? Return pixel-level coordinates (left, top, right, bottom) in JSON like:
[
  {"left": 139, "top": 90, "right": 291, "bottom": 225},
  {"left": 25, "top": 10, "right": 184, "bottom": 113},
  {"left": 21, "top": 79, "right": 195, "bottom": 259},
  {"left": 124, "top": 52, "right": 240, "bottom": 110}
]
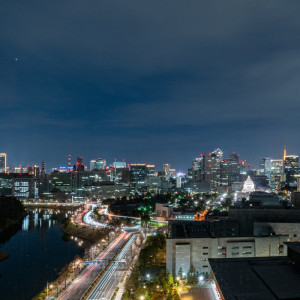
[{"left": 0, "top": 209, "right": 83, "bottom": 300}]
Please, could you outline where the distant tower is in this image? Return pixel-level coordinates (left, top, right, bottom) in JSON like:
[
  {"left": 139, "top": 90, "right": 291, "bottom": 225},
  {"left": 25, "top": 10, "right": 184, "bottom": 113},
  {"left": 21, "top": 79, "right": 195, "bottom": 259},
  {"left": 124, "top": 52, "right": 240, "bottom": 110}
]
[
  {"left": 41, "top": 161, "right": 45, "bottom": 178},
  {"left": 68, "top": 154, "right": 71, "bottom": 171},
  {"left": 283, "top": 146, "right": 287, "bottom": 173},
  {"left": 283, "top": 145, "right": 287, "bottom": 162}
]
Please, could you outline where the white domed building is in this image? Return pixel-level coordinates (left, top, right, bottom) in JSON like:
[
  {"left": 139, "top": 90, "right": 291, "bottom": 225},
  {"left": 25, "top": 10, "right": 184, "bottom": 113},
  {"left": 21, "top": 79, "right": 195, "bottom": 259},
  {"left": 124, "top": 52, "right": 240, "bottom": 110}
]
[
  {"left": 235, "top": 176, "right": 256, "bottom": 201},
  {"left": 242, "top": 176, "right": 255, "bottom": 193}
]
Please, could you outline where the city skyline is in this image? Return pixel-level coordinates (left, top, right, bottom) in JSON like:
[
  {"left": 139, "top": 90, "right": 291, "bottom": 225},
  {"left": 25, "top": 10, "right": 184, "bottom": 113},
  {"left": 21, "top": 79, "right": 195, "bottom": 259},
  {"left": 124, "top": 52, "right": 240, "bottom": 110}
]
[
  {"left": 1, "top": 1, "right": 300, "bottom": 170},
  {"left": 2, "top": 2, "right": 300, "bottom": 300},
  {"left": 1, "top": 145, "right": 297, "bottom": 172}
]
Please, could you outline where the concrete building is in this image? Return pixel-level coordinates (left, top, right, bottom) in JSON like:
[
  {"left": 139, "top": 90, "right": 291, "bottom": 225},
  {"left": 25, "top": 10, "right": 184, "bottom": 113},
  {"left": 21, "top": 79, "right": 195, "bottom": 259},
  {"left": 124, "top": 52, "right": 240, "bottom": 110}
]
[
  {"left": 13, "top": 177, "right": 42, "bottom": 199},
  {"left": 166, "top": 220, "right": 293, "bottom": 277},
  {"left": 156, "top": 203, "right": 173, "bottom": 218},
  {"left": 147, "top": 176, "right": 162, "bottom": 193}
]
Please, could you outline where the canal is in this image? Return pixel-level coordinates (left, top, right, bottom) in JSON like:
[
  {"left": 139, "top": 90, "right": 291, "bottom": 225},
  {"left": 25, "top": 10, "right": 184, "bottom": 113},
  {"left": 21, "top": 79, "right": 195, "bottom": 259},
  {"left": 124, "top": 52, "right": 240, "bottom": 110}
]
[{"left": 0, "top": 209, "right": 83, "bottom": 300}]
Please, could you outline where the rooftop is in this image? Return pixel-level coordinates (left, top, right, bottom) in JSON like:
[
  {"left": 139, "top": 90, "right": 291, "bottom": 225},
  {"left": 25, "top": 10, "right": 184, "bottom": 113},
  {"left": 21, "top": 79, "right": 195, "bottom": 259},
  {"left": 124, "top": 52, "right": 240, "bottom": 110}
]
[
  {"left": 285, "top": 242, "right": 300, "bottom": 254},
  {"left": 168, "top": 221, "right": 211, "bottom": 238},
  {"left": 210, "top": 256, "right": 300, "bottom": 300}
]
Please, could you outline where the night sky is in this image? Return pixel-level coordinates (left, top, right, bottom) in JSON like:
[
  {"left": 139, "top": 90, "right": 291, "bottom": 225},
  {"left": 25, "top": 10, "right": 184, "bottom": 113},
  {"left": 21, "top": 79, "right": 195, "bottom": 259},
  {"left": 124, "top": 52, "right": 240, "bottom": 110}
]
[{"left": 1, "top": 1, "right": 300, "bottom": 171}]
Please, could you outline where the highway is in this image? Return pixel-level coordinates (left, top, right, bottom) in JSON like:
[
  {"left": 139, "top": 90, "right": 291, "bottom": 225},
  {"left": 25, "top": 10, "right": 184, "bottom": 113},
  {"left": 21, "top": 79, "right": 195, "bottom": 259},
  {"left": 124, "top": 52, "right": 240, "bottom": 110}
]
[
  {"left": 83, "top": 210, "right": 141, "bottom": 232},
  {"left": 57, "top": 231, "right": 130, "bottom": 300},
  {"left": 87, "top": 234, "right": 137, "bottom": 300}
]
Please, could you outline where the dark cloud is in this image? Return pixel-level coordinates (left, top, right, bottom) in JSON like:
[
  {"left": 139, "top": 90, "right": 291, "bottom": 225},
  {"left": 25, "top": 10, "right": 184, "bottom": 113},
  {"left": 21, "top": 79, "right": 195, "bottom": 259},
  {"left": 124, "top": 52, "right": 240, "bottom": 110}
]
[{"left": 0, "top": 0, "right": 300, "bottom": 169}]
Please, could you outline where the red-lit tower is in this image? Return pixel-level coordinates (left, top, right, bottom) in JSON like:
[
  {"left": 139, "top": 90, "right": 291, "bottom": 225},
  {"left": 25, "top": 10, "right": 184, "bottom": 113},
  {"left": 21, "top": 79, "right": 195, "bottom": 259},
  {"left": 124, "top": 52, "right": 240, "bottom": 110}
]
[{"left": 76, "top": 156, "right": 84, "bottom": 171}]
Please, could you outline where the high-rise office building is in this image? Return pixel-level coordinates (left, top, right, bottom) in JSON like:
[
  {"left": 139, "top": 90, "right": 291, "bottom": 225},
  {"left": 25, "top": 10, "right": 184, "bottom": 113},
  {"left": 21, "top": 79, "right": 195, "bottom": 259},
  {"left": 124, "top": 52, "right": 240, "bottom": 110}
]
[
  {"left": 90, "top": 158, "right": 106, "bottom": 170},
  {"left": 270, "top": 159, "right": 284, "bottom": 190},
  {"left": 192, "top": 158, "right": 202, "bottom": 181},
  {"left": 260, "top": 157, "right": 271, "bottom": 176},
  {"left": 220, "top": 153, "right": 241, "bottom": 186},
  {"left": 114, "top": 167, "right": 130, "bottom": 184},
  {"left": 163, "top": 164, "right": 171, "bottom": 180},
  {"left": 192, "top": 149, "right": 223, "bottom": 189},
  {"left": 130, "top": 163, "right": 147, "bottom": 186},
  {"left": 0, "top": 153, "right": 7, "bottom": 173},
  {"left": 284, "top": 155, "right": 299, "bottom": 170},
  {"left": 212, "top": 148, "right": 223, "bottom": 162},
  {"left": 202, "top": 152, "right": 219, "bottom": 188},
  {"left": 284, "top": 155, "right": 299, "bottom": 188},
  {"left": 146, "top": 164, "right": 155, "bottom": 177}
]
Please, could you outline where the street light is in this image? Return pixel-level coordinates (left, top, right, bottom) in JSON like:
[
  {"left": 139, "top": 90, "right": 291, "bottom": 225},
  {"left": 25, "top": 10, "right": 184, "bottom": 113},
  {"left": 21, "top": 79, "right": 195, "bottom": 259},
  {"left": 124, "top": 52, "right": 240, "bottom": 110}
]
[{"left": 199, "top": 275, "right": 204, "bottom": 282}]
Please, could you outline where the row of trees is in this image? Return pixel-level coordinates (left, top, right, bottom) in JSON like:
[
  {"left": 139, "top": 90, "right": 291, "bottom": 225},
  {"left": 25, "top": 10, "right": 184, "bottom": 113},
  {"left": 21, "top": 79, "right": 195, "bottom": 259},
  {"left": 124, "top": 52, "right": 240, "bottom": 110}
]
[
  {"left": 177, "top": 265, "right": 199, "bottom": 285},
  {"left": 123, "top": 268, "right": 180, "bottom": 300},
  {"left": 139, "top": 234, "right": 166, "bottom": 268},
  {"left": 122, "top": 234, "right": 181, "bottom": 299},
  {"left": 0, "top": 196, "right": 27, "bottom": 245}
]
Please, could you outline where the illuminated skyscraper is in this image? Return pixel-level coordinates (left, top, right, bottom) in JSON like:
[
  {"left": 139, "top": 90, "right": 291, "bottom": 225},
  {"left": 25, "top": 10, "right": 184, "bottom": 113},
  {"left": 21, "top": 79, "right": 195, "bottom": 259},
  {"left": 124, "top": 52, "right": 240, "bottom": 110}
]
[
  {"left": 90, "top": 158, "right": 106, "bottom": 170},
  {"left": 0, "top": 153, "right": 7, "bottom": 173},
  {"left": 260, "top": 157, "right": 271, "bottom": 176},
  {"left": 284, "top": 155, "right": 299, "bottom": 188},
  {"left": 284, "top": 155, "right": 299, "bottom": 170},
  {"left": 130, "top": 163, "right": 147, "bottom": 186},
  {"left": 192, "top": 149, "right": 223, "bottom": 188},
  {"left": 163, "top": 164, "right": 171, "bottom": 180},
  {"left": 212, "top": 148, "right": 223, "bottom": 162},
  {"left": 146, "top": 164, "right": 155, "bottom": 177},
  {"left": 220, "top": 153, "right": 241, "bottom": 186},
  {"left": 270, "top": 159, "right": 284, "bottom": 190}
]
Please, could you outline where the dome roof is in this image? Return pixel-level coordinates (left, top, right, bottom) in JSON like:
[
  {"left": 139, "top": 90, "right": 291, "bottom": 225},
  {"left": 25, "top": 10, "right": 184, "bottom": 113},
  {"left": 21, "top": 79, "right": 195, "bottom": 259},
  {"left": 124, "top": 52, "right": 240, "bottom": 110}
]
[{"left": 242, "top": 176, "right": 255, "bottom": 193}]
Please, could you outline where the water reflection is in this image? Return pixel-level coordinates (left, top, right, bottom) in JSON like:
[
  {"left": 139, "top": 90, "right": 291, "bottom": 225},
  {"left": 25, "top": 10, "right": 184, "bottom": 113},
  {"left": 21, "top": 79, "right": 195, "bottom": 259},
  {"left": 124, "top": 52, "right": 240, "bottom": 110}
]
[
  {"left": 22, "top": 209, "right": 65, "bottom": 231},
  {"left": 0, "top": 209, "right": 82, "bottom": 300}
]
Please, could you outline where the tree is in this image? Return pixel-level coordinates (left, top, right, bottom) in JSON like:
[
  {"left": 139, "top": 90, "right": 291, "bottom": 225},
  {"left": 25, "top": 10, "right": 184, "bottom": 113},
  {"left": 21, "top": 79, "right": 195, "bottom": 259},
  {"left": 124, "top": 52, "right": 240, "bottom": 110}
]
[
  {"left": 166, "top": 273, "right": 175, "bottom": 295},
  {"left": 187, "top": 264, "right": 197, "bottom": 285},
  {"left": 145, "top": 290, "right": 151, "bottom": 300},
  {"left": 141, "top": 213, "right": 150, "bottom": 227},
  {"left": 167, "top": 273, "right": 174, "bottom": 286},
  {"left": 173, "top": 290, "right": 181, "bottom": 300},
  {"left": 177, "top": 267, "right": 183, "bottom": 279}
]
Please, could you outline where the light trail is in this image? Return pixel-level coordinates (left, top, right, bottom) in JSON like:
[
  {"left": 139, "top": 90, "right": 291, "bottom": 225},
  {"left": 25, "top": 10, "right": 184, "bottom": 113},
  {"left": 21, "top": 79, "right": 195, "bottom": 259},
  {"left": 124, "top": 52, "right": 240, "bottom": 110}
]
[
  {"left": 57, "top": 231, "right": 127, "bottom": 300},
  {"left": 87, "top": 234, "right": 136, "bottom": 300}
]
